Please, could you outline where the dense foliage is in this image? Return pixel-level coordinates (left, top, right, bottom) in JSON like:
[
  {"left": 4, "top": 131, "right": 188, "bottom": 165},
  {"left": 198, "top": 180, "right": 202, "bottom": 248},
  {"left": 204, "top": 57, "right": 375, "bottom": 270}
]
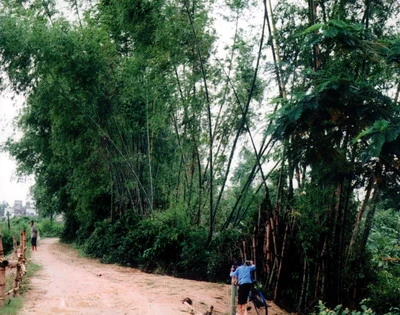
[
  {"left": 312, "top": 300, "right": 399, "bottom": 315},
  {"left": 0, "top": 216, "right": 32, "bottom": 255},
  {"left": 1, "top": 0, "right": 400, "bottom": 313},
  {"left": 0, "top": 216, "right": 62, "bottom": 254},
  {"left": 366, "top": 209, "right": 400, "bottom": 313}
]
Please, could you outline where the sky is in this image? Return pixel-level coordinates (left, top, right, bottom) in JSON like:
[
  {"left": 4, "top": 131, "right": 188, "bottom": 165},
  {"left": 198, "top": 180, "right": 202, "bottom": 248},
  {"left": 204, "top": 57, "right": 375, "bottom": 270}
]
[
  {"left": 0, "top": 1, "right": 75, "bottom": 208},
  {"left": 0, "top": 91, "right": 33, "bottom": 206}
]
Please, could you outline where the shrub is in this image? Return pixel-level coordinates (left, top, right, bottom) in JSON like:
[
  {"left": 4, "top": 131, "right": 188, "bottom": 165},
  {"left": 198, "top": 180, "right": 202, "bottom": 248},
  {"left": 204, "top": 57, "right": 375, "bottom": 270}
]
[
  {"left": 178, "top": 228, "right": 210, "bottom": 280},
  {"left": 79, "top": 209, "right": 242, "bottom": 282},
  {"left": 82, "top": 214, "right": 142, "bottom": 266},
  {"left": 366, "top": 209, "right": 400, "bottom": 313},
  {"left": 366, "top": 271, "right": 400, "bottom": 313},
  {"left": 311, "top": 300, "right": 400, "bottom": 315},
  {"left": 134, "top": 209, "right": 189, "bottom": 273},
  {"left": 37, "top": 218, "right": 63, "bottom": 237},
  {"left": 0, "top": 217, "right": 32, "bottom": 254},
  {"left": 207, "top": 229, "right": 242, "bottom": 282}
]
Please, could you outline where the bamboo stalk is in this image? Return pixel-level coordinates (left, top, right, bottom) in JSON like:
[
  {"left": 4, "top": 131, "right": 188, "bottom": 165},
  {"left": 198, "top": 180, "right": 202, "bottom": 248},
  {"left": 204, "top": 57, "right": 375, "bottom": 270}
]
[
  {"left": 297, "top": 257, "right": 308, "bottom": 311},
  {"left": 273, "top": 224, "right": 289, "bottom": 301},
  {"left": 252, "top": 235, "right": 257, "bottom": 280},
  {"left": 264, "top": 221, "right": 271, "bottom": 276},
  {"left": 346, "top": 179, "right": 373, "bottom": 264}
]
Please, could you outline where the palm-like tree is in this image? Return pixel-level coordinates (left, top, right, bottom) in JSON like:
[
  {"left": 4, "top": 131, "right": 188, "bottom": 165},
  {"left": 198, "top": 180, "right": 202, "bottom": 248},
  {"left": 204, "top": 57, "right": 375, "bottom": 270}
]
[{"left": 262, "top": 1, "right": 400, "bottom": 310}]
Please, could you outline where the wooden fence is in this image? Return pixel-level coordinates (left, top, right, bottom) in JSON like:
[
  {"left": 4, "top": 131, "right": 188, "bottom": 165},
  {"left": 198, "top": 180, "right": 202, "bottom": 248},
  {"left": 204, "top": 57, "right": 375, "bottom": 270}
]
[{"left": 0, "top": 230, "right": 28, "bottom": 307}]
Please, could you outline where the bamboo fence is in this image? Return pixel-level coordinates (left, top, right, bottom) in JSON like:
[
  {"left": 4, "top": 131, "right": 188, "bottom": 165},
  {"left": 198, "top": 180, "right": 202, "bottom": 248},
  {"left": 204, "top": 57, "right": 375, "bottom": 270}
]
[{"left": 0, "top": 230, "right": 27, "bottom": 307}]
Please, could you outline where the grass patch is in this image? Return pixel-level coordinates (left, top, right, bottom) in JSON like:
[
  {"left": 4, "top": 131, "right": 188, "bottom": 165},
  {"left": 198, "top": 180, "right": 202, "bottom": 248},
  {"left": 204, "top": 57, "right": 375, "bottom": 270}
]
[
  {"left": 2, "top": 296, "right": 24, "bottom": 315},
  {"left": 1, "top": 253, "right": 42, "bottom": 315}
]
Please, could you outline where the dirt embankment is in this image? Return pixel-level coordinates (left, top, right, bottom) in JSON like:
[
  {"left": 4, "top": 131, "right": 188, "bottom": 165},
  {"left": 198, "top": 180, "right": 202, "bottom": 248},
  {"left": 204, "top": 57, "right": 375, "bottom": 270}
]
[{"left": 20, "top": 238, "right": 290, "bottom": 314}]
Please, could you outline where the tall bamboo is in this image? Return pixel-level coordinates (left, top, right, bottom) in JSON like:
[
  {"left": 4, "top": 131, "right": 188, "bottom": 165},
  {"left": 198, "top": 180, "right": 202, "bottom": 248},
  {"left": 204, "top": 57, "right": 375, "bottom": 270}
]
[
  {"left": 297, "top": 257, "right": 308, "bottom": 311},
  {"left": 273, "top": 224, "right": 289, "bottom": 301},
  {"left": 182, "top": 0, "right": 214, "bottom": 244},
  {"left": 395, "top": 82, "right": 400, "bottom": 103},
  {"left": 346, "top": 178, "right": 373, "bottom": 265}
]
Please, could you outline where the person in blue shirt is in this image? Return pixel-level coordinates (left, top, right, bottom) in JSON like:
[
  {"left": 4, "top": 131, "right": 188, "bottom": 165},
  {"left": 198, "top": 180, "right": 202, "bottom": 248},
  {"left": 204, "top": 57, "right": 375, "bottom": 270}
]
[{"left": 230, "top": 260, "right": 256, "bottom": 315}]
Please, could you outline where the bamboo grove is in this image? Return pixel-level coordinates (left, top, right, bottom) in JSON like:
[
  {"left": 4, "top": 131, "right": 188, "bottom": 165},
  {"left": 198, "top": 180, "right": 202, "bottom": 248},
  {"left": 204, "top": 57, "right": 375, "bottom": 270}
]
[{"left": 0, "top": 0, "right": 400, "bottom": 313}]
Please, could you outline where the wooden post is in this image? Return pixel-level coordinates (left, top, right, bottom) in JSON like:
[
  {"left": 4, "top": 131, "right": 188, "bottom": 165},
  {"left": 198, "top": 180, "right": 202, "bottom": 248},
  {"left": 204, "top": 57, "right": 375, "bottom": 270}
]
[
  {"left": 6, "top": 211, "right": 10, "bottom": 231},
  {"left": 231, "top": 276, "right": 237, "bottom": 315},
  {"left": 14, "top": 262, "right": 21, "bottom": 297},
  {"left": 22, "top": 230, "right": 27, "bottom": 261},
  {"left": 21, "top": 230, "right": 26, "bottom": 275},
  {"left": 19, "top": 231, "right": 24, "bottom": 256},
  {"left": 0, "top": 233, "right": 5, "bottom": 307},
  {"left": 13, "top": 236, "right": 18, "bottom": 256}
]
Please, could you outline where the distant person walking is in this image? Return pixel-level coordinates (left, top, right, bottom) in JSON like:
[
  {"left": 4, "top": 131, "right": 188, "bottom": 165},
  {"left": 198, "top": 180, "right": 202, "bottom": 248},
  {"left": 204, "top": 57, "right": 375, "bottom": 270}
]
[
  {"left": 230, "top": 260, "right": 256, "bottom": 315},
  {"left": 30, "top": 220, "right": 38, "bottom": 251}
]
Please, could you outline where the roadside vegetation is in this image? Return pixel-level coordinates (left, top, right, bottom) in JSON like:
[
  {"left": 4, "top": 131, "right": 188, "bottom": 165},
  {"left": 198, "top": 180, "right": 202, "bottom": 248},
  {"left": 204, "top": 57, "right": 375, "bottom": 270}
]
[
  {"left": 0, "top": 217, "right": 63, "bottom": 254},
  {"left": 0, "top": 0, "right": 399, "bottom": 314},
  {"left": 1, "top": 260, "right": 41, "bottom": 315},
  {"left": 0, "top": 217, "right": 47, "bottom": 314}
]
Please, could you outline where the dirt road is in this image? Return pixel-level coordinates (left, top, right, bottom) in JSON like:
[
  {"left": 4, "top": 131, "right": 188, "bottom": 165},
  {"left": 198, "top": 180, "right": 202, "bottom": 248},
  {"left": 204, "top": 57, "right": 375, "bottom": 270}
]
[{"left": 20, "top": 238, "right": 288, "bottom": 314}]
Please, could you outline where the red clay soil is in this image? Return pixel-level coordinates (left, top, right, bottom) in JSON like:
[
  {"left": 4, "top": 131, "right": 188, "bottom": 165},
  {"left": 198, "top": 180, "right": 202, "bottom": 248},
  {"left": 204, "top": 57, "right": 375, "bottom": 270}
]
[{"left": 19, "top": 238, "right": 291, "bottom": 314}]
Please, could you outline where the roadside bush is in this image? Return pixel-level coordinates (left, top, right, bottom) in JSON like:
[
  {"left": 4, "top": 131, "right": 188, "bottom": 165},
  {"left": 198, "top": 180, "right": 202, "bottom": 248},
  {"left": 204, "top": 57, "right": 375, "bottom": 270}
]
[
  {"left": 37, "top": 218, "right": 63, "bottom": 237},
  {"left": 60, "top": 210, "right": 80, "bottom": 243},
  {"left": 178, "top": 228, "right": 209, "bottom": 280},
  {"left": 0, "top": 216, "right": 32, "bottom": 254},
  {"left": 112, "top": 228, "right": 140, "bottom": 266},
  {"left": 8, "top": 216, "right": 32, "bottom": 233},
  {"left": 134, "top": 208, "right": 189, "bottom": 274},
  {"left": 77, "top": 204, "right": 247, "bottom": 283},
  {"left": 366, "top": 209, "right": 400, "bottom": 313},
  {"left": 82, "top": 213, "right": 142, "bottom": 266},
  {"left": 79, "top": 208, "right": 242, "bottom": 282},
  {"left": 0, "top": 226, "right": 15, "bottom": 255},
  {"left": 366, "top": 269, "right": 400, "bottom": 313},
  {"left": 82, "top": 219, "right": 119, "bottom": 261},
  {"left": 207, "top": 229, "right": 242, "bottom": 282},
  {"left": 311, "top": 300, "right": 400, "bottom": 315}
]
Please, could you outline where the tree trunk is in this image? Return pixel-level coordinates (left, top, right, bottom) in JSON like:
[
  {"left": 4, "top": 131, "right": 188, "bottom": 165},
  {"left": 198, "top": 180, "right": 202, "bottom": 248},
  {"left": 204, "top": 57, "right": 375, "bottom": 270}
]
[
  {"left": 266, "top": 0, "right": 287, "bottom": 99},
  {"left": 359, "top": 186, "right": 379, "bottom": 253},
  {"left": 315, "top": 234, "right": 327, "bottom": 300},
  {"left": 273, "top": 224, "right": 289, "bottom": 301},
  {"left": 346, "top": 178, "right": 373, "bottom": 265},
  {"left": 264, "top": 219, "right": 272, "bottom": 279},
  {"left": 297, "top": 256, "right": 308, "bottom": 311},
  {"left": 395, "top": 81, "right": 400, "bottom": 103},
  {"left": 145, "top": 91, "right": 154, "bottom": 212},
  {"left": 309, "top": 0, "right": 321, "bottom": 71},
  {"left": 183, "top": 0, "right": 214, "bottom": 244}
]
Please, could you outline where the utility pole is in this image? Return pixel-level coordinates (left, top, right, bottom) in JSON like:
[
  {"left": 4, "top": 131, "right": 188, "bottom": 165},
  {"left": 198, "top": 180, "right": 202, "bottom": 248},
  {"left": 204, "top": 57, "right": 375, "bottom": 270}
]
[{"left": 6, "top": 211, "right": 10, "bottom": 231}]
